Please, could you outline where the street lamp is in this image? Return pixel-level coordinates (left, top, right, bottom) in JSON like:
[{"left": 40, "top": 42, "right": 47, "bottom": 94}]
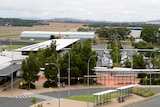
[
  {"left": 46, "top": 63, "right": 60, "bottom": 107},
  {"left": 149, "top": 52, "right": 154, "bottom": 88},
  {"left": 87, "top": 55, "right": 97, "bottom": 107},
  {"left": 9, "top": 19, "right": 14, "bottom": 97},
  {"left": 67, "top": 51, "right": 70, "bottom": 97},
  {"left": 149, "top": 51, "right": 160, "bottom": 88}
]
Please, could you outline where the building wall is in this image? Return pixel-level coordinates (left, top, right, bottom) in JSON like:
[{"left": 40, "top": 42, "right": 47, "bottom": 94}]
[{"left": 21, "top": 31, "right": 95, "bottom": 40}]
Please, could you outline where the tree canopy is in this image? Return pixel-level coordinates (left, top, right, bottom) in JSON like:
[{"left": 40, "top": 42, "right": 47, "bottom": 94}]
[
  {"left": 140, "top": 26, "right": 159, "bottom": 45},
  {"left": 95, "top": 26, "right": 131, "bottom": 40},
  {"left": 133, "top": 54, "right": 147, "bottom": 69},
  {"left": 21, "top": 52, "right": 40, "bottom": 88},
  {"left": 59, "top": 39, "right": 97, "bottom": 84}
]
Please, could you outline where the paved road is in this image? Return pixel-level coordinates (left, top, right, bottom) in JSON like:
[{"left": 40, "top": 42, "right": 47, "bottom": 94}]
[
  {"left": 125, "top": 94, "right": 160, "bottom": 107},
  {"left": 0, "top": 40, "right": 37, "bottom": 46},
  {"left": 0, "top": 87, "right": 114, "bottom": 107},
  {"left": 124, "top": 87, "right": 160, "bottom": 107}
]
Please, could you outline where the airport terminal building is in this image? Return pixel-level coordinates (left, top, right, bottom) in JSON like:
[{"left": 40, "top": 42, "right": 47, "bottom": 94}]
[{"left": 20, "top": 31, "right": 95, "bottom": 41}]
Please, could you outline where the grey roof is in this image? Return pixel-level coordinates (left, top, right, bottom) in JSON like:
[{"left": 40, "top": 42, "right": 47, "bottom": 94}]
[{"left": 0, "top": 64, "right": 21, "bottom": 76}]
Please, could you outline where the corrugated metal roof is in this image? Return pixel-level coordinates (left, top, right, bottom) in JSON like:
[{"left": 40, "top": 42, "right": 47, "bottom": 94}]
[
  {"left": 21, "top": 31, "right": 95, "bottom": 38},
  {"left": 0, "top": 56, "right": 12, "bottom": 70},
  {"left": 94, "top": 67, "right": 160, "bottom": 72},
  {"left": 21, "top": 31, "right": 94, "bottom": 35},
  {"left": 15, "top": 39, "right": 79, "bottom": 52}
]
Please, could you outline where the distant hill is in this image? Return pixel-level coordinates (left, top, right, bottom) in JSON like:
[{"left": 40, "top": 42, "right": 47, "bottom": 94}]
[
  {"left": 47, "top": 18, "right": 99, "bottom": 24},
  {"left": 146, "top": 19, "right": 160, "bottom": 24},
  {"left": 46, "top": 18, "right": 146, "bottom": 27},
  {"left": 0, "top": 18, "right": 48, "bottom": 27},
  {"left": 1, "top": 17, "right": 160, "bottom": 27}
]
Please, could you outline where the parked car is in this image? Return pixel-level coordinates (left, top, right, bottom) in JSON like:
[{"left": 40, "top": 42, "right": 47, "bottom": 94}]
[{"left": 101, "top": 56, "right": 113, "bottom": 68}]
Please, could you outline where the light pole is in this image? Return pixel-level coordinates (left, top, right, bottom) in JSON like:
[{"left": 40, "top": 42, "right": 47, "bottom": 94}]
[
  {"left": 46, "top": 63, "right": 60, "bottom": 107},
  {"left": 9, "top": 19, "right": 13, "bottom": 97},
  {"left": 67, "top": 51, "right": 70, "bottom": 97},
  {"left": 114, "top": 35, "right": 118, "bottom": 65},
  {"left": 87, "top": 55, "right": 96, "bottom": 107},
  {"left": 149, "top": 51, "right": 160, "bottom": 88},
  {"left": 149, "top": 52, "right": 154, "bottom": 88}
]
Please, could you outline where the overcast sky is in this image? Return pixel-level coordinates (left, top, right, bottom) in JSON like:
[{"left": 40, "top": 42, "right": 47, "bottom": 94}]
[{"left": 0, "top": 0, "right": 160, "bottom": 22}]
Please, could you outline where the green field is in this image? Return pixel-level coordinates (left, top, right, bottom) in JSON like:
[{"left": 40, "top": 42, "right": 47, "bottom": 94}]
[
  {"left": 5, "top": 45, "right": 25, "bottom": 51},
  {"left": 67, "top": 92, "right": 117, "bottom": 103}
]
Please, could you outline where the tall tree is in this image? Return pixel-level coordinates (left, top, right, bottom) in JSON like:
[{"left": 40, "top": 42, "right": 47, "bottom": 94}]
[
  {"left": 140, "top": 26, "right": 159, "bottom": 44},
  {"left": 116, "top": 27, "right": 131, "bottom": 40},
  {"left": 59, "top": 39, "right": 97, "bottom": 84},
  {"left": 133, "top": 54, "right": 147, "bottom": 69},
  {"left": 37, "top": 41, "right": 57, "bottom": 68},
  {"left": 21, "top": 52, "right": 40, "bottom": 89}
]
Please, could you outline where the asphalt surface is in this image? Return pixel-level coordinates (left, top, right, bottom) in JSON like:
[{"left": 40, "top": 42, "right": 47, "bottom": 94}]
[
  {"left": 125, "top": 94, "right": 160, "bottom": 107},
  {"left": 0, "top": 40, "right": 37, "bottom": 46},
  {"left": 124, "top": 87, "right": 160, "bottom": 107},
  {"left": 0, "top": 87, "right": 160, "bottom": 107},
  {"left": 0, "top": 87, "right": 114, "bottom": 107}
]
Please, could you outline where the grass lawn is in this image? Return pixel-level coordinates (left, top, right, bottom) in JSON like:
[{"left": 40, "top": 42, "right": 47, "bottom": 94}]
[
  {"left": 6, "top": 45, "right": 25, "bottom": 50},
  {"left": 67, "top": 92, "right": 117, "bottom": 103}
]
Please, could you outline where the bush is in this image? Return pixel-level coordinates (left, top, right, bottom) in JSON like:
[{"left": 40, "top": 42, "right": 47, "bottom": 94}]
[
  {"left": 132, "top": 87, "right": 155, "bottom": 97},
  {"left": 43, "top": 81, "right": 57, "bottom": 88},
  {"left": 139, "top": 78, "right": 160, "bottom": 85},
  {"left": 19, "top": 83, "right": 35, "bottom": 89},
  {"left": 137, "top": 73, "right": 148, "bottom": 78},
  {"left": 132, "top": 41, "right": 153, "bottom": 49}
]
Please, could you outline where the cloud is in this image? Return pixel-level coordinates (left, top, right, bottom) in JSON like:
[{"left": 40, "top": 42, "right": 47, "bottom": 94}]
[{"left": 0, "top": 0, "right": 160, "bottom": 21}]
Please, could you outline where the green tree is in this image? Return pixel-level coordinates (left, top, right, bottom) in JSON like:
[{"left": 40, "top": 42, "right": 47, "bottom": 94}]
[
  {"left": 96, "top": 26, "right": 130, "bottom": 41},
  {"left": 140, "top": 26, "right": 159, "bottom": 44},
  {"left": 39, "top": 41, "right": 58, "bottom": 83},
  {"left": 37, "top": 40, "right": 57, "bottom": 68},
  {"left": 125, "top": 58, "right": 131, "bottom": 68},
  {"left": 44, "top": 54, "right": 58, "bottom": 82},
  {"left": 95, "top": 26, "right": 108, "bottom": 38},
  {"left": 151, "top": 53, "right": 160, "bottom": 69},
  {"left": 21, "top": 52, "right": 40, "bottom": 89},
  {"left": 116, "top": 27, "right": 131, "bottom": 40},
  {"left": 109, "top": 39, "right": 121, "bottom": 64},
  {"left": 133, "top": 54, "right": 147, "bottom": 69},
  {"left": 59, "top": 39, "right": 97, "bottom": 84}
]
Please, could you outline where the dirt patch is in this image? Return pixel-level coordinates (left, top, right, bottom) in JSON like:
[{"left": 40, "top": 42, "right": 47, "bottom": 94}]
[{"left": 0, "top": 22, "right": 84, "bottom": 40}]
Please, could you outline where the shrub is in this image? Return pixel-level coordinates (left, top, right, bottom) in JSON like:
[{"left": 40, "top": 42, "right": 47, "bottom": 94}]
[
  {"left": 43, "top": 81, "right": 57, "bottom": 88},
  {"left": 43, "top": 81, "right": 52, "bottom": 88},
  {"left": 132, "top": 87, "right": 155, "bottom": 97},
  {"left": 139, "top": 78, "right": 160, "bottom": 85},
  {"left": 19, "top": 83, "right": 35, "bottom": 89},
  {"left": 137, "top": 73, "right": 148, "bottom": 78}
]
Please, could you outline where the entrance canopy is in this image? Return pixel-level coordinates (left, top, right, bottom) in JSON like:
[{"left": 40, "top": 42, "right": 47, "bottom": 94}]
[{"left": 0, "top": 64, "right": 21, "bottom": 76}]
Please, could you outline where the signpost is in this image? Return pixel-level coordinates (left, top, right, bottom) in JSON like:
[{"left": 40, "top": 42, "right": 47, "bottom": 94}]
[{"left": 20, "top": 82, "right": 23, "bottom": 94}]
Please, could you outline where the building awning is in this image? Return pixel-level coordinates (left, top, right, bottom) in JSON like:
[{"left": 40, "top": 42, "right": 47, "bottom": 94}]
[{"left": 0, "top": 64, "right": 21, "bottom": 76}]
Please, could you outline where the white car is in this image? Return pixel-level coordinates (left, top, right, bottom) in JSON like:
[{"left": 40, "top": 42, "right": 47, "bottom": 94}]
[{"left": 101, "top": 56, "right": 113, "bottom": 68}]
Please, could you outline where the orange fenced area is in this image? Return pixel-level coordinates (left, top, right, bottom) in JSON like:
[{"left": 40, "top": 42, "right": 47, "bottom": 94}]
[{"left": 96, "top": 75, "right": 141, "bottom": 88}]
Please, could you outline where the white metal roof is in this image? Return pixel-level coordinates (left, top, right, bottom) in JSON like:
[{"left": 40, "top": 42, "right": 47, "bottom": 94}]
[
  {"left": 0, "top": 56, "right": 12, "bottom": 70},
  {"left": 15, "top": 39, "right": 79, "bottom": 52},
  {"left": 94, "top": 67, "right": 160, "bottom": 72},
  {"left": 93, "top": 89, "right": 117, "bottom": 96},
  {"left": 22, "top": 31, "right": 94, "bottom": 35},
  {"left": 21, "top": 31, "right": 94, "bottom": 38},
  {"left": 116, "top": 85, "right": 135, "bottom": 90}
]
